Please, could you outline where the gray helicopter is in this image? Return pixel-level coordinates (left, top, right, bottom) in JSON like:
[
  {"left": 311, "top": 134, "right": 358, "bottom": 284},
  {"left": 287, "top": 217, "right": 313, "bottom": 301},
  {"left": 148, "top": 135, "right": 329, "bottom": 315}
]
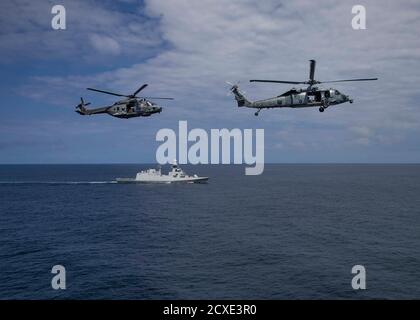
[
  {"left": 229, "top": 60, "right": 378, "bottom": 116},
  {"left": 75, "top": 84, "right": 173, "bottom": 119}
]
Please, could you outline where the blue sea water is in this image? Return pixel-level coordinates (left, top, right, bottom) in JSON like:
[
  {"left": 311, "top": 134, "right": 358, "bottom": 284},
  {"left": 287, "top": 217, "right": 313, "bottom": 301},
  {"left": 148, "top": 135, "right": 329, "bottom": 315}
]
[{"left": 0, "top": 164, "right": 419, "bottom": 299}]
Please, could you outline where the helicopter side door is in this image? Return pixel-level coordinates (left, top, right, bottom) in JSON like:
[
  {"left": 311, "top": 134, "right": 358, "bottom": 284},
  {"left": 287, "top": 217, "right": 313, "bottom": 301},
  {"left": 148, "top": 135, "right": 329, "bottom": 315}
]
[
  {"left": 126, "top": 100, "right": 138, "bottom": 114},
  {"left": 314, "top": 91, "right": 322, "bottom": 102}
]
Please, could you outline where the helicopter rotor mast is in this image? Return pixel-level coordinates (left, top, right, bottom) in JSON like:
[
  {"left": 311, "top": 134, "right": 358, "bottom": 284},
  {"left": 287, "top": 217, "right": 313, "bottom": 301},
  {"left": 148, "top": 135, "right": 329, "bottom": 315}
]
[{"left": 308, "top": 59, "right": 316, "bottom": 86}]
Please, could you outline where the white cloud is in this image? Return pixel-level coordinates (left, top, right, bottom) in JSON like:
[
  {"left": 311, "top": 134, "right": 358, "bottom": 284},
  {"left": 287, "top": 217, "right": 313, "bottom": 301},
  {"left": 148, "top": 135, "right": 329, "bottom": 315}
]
[
  {"left": 350, "top": 126, "right": 373, "bottom": 138},
  {"left": 89, "top": 34, "right": 121, "bottom": 55},
  {"left": 5, "top": 0, "right": 420, "bottom": 162},
  {"left": 0, "top": 0, "right": 163, "bottom": 62}
]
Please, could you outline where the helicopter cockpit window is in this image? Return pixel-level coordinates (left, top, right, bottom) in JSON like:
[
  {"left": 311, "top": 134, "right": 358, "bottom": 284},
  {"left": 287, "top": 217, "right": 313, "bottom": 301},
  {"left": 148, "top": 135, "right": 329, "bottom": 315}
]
[{"left": 335, "top": 90, "right": 340, "bottom": 95}]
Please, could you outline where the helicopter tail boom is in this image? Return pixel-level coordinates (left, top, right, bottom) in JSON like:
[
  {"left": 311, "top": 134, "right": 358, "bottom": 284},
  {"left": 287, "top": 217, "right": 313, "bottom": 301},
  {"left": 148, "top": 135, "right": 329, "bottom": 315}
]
[
  {"left": 76, "top": 106, "right": 109, "bottom": 116},
  {"left": 75, "top": 98, "right": 109, "bottom": 115}
]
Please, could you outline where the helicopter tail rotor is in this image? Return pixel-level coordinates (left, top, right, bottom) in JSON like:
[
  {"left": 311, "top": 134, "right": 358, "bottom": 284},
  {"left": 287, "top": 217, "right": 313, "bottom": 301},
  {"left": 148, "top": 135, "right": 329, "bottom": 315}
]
[
  {"left": 225, "top": 81, "right": 236, "bottom": 95},
  {"left": 226, "top": 81, "right": 250, "bottom": 107},
  {"left": 226, "top": 81, "right": 246, "bottom": 95},
  {"left": 75, "top": 97, "right": 91, "bottom": 115}
]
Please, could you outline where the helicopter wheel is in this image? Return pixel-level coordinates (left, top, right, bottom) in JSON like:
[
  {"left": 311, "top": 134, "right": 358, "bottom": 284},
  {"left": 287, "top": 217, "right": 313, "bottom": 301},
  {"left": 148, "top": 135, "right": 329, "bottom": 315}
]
[
  {"left": 254, "top": 112, "right": 259, "bottom": 116},
  {"left": 319, "top": 107, "right": 325, "bottom": 113}
]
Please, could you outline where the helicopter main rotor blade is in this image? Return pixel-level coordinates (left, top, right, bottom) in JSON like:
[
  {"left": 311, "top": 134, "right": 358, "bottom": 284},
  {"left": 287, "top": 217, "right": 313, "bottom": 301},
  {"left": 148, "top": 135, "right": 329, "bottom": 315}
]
[
  {"left": 142, "top": 97, "right": 174, "bottom": 100},
  {"left": 250, "top": 80, "right": 304, "bottom": 84},
  {"left": 87, "top": 88, "right": 127, "bottom": 97},
  {"left": 132, "top": 84, "right": 148, "bottom": 97},
  {"left": 320, "top": 78, "right": 378, "bottom": 83},
  {"left": 309, "top": 60, "right": 316, "bottom": 81}
]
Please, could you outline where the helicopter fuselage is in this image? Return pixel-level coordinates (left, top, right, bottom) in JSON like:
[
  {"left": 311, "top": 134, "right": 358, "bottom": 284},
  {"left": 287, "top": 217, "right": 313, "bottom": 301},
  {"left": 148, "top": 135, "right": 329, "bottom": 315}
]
[
  {"left": 231, "top": 85, "right": 354, "bottom": 115},
  {"left": 76, "top": 97, "right": 163, "bottom": 118},
  {"left": 107, "top": 98, "right": 163, "bottom": 118},
  {"left": 231, "top": 59, "right": 376, "bottom": 115},
  {"left": 250, "top": 88, "right": 351, "bottom": 109},
  {"left": 75, "top": 83, "right": 172, "bottom": 119}
]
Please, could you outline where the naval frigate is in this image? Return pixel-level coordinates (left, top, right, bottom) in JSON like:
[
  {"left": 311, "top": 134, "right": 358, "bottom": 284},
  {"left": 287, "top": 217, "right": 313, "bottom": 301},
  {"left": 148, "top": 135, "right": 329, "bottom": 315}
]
[{"left": 116, "top": 160, "right": 208, "bottom": 184}]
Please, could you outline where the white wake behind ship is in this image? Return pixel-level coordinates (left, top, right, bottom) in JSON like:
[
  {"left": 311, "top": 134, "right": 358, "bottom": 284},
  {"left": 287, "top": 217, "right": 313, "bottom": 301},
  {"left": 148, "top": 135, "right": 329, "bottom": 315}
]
[{"left": 116, "top": 160, "right": 208, "bottom": 184}]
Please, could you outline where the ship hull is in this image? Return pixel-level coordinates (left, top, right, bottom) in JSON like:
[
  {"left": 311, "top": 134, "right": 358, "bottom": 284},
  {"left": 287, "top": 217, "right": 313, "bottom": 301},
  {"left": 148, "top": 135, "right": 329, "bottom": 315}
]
[{"left": 116, "top": 177, "right": 209, "bottom": 184}]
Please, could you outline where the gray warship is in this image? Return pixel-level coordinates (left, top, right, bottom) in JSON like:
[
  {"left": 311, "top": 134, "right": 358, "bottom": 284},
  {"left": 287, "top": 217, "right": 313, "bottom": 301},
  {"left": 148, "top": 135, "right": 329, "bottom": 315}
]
[{"left": 116, "top": 160, "right": 208, "bottom": 184}]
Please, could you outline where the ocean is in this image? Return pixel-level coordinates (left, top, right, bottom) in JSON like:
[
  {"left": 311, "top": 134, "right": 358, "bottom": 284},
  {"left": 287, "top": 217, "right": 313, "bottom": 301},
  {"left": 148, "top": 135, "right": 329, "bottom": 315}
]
[{"left": 0, "top": 164, "right": 419, "bottom": 299}]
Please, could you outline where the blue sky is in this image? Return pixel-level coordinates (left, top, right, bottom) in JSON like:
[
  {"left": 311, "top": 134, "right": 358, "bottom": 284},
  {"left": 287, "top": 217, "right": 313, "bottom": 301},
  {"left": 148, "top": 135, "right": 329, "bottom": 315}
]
[{"left": 1, "top": 0, "right": 420, "bottom": 163}]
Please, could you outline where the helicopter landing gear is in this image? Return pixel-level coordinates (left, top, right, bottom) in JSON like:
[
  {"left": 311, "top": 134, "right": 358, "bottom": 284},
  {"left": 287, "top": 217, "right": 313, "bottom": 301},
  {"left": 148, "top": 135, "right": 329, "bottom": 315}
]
[
  {"left": 319, "top": 99, "right": 329, "bottom": 113},
  {"left": 254, "top": 108, "right": 262, "bottom": 116}
]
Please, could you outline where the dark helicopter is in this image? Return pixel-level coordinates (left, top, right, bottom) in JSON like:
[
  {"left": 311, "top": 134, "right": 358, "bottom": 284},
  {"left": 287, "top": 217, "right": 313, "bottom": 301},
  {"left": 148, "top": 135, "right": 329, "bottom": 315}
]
[
  {"left": 229, "top": 60, "right": 378, "bottom": 116},
  {"left": 75, "top": 84, "right": 173, "bottom": 119}
]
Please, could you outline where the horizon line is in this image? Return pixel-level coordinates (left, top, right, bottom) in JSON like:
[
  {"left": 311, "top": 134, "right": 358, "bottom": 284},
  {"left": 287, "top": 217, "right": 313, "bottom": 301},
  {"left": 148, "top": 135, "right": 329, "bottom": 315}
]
[{"left": 1, "top": 162, "right": 420, "bottom": 165}]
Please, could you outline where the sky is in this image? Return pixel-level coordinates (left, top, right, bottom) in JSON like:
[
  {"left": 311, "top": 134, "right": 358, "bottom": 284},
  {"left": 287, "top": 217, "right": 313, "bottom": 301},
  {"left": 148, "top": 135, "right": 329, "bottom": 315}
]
[{"left": 0, "top": 0, "right": 420, "bottom": 163}]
